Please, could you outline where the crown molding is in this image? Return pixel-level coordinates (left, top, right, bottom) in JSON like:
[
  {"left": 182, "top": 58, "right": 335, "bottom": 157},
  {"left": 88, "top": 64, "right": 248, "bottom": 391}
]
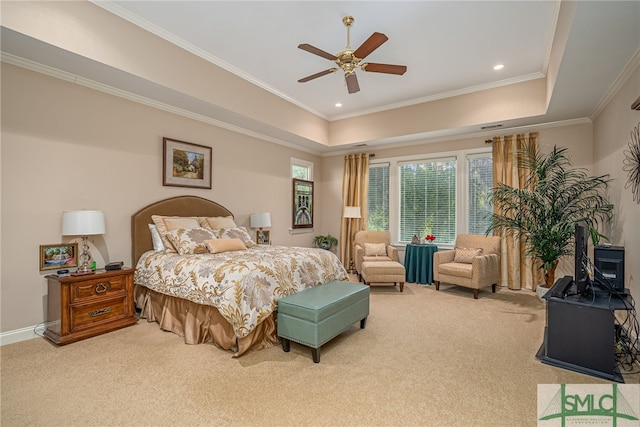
[{"left": 590, "top": 48, "right": 640, "bottom": 120}]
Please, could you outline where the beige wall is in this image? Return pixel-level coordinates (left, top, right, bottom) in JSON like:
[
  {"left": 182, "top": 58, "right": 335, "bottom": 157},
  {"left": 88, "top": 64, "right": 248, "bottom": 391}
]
[
  {"left": 0, "top": 63, "right": 322, "bottom": 333},
  {"left": 593, "top": 65, "right": 640, "bottom": 299}
]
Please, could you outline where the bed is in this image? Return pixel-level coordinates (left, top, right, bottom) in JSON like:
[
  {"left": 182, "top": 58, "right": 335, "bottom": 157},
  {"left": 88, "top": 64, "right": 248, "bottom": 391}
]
[{"left": 131, "top": 195, "right": 348, "bottom": 356}]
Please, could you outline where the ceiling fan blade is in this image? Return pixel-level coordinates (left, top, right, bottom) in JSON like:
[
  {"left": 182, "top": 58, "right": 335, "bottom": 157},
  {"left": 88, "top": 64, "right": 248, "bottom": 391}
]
[
  {"left": 353, "top": 32, "right": 388, "bottom": 60},
  {"left": 298, "top": 68, "right": 337, "bottom": 83},
  {"left": 362, "top": 63, "right": 407, "bottom": 75},
  {"left": 345, "top": 72, "right": 360, "bottom": 94},
  {"left": 298, "top": 43, "right": 337, "bottom": 61}
]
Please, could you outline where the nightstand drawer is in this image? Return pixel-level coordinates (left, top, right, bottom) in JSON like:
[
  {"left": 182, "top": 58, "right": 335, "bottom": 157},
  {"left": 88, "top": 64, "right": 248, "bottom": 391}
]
[
  {"left": 70, "top": 275, "right": 126, "bottom": 303},
  {"left": 70, "top": 297, "right": 126, "bottom": 331}
]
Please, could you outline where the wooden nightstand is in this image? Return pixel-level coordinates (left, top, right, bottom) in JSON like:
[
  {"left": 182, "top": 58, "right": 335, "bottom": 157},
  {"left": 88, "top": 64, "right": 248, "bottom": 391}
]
[{"left": 44, "top": 268, "right": 138, "bottom": 345}]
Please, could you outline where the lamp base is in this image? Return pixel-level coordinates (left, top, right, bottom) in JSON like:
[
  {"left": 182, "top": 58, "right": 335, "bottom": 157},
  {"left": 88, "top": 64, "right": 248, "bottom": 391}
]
[
  {"left": 77, "top": 236, "right": 94, "bottom": 274},
  {"left": 76, "top": 264, "right": 93, "bottom": 274}
]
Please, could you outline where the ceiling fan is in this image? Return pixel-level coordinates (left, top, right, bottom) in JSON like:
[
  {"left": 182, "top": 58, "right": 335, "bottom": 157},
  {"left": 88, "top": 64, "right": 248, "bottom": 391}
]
[{"left": 297, "top": 15, "right": 407, "bottom": 94}]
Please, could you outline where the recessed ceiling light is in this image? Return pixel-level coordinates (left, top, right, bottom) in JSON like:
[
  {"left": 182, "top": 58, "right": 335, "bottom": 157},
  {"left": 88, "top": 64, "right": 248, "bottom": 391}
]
[
  {"left": 493, "top": 64, "right": 504, "bottom": 70},
  {"left": 335, "top": 103, "right": 342, "bottom": 107}
]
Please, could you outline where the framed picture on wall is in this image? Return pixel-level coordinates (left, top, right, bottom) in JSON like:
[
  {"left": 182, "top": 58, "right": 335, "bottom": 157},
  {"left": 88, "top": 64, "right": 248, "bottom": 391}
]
[
  {"left": 39, "top": 243, "right": 78, "bottom": 271},
  {"left": 163, "top": 137, "right": 212, "bottom": 189},
  {"left": 292, "top": 178, "right": 313, "bottom": 229}
]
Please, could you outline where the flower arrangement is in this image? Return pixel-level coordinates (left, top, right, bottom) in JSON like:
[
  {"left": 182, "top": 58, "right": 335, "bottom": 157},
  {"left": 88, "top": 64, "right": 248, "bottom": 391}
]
[{"left": 425, "top": 234, "right": 436, "bottom": 243}]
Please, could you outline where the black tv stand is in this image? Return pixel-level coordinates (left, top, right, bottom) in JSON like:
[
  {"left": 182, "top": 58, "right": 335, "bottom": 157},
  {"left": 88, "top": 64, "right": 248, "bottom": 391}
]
[{"left": 536, "top": 276, "right": 633, "bottom": 383}]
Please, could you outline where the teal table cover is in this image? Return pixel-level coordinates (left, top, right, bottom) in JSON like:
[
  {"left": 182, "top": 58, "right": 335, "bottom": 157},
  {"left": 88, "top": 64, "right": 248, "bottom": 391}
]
[{"left": 404, "top": 243, "right": 438, "bottom": 284}]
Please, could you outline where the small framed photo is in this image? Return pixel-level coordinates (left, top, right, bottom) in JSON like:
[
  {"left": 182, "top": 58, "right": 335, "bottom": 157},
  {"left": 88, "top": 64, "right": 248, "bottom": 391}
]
[
  {"left": 256, "top": 230, "right": 270, "bottom": 245},
  {"left": 163, "top": 137, "right": 212, "bottom": 189},
  {"left": 40, "top": 243, "right": 78, "bottom": 271}
]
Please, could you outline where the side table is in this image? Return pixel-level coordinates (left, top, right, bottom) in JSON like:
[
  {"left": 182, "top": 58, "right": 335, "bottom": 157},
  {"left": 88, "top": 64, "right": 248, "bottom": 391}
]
[
  {"left": 404, "top": 244, "right": 438, "bottom": 284},
  {"left": 44, "top": 268, "right": 138, "bottom": 345}
]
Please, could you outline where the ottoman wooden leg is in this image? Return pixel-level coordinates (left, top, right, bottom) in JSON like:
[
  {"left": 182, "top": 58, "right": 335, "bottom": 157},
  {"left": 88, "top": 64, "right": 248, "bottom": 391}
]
[
  {"left": 360, "top": 317, "right": 367, "bottom": 329},
  {"left": 312, "top": 347, "right": 320, "bottom": 363},
  {"left": 399, "top": 282, "right": 404, "bottom": 292},
  {"left": 282, "top": 338, "right": 290, "bottom": 352}
]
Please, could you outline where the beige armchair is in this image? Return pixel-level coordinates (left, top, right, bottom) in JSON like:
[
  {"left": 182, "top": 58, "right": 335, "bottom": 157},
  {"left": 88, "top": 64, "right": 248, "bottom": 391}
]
[
  {"left": 353, "top": 231, "right": 398, "bottom": 280},
  {"left": 433, "top": 234, "right": 501, "bottom": 299}
]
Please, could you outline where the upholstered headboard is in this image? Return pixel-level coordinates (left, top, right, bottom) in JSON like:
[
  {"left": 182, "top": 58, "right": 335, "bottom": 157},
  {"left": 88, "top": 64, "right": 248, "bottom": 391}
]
[{"left": 131, "top": 195, "right": 234, "bottom": 266}]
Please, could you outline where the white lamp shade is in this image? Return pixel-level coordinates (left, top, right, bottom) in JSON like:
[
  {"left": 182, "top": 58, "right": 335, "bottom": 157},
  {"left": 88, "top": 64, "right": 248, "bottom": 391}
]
[
  {"left": 250, "top": 212, "right": 272, "bottom": 228},
  {"left": 62, "top": 210, "right": 106, "bottom": 236},
  {"left": 343, "top": 206, "right": 362, "bottom": 219}
]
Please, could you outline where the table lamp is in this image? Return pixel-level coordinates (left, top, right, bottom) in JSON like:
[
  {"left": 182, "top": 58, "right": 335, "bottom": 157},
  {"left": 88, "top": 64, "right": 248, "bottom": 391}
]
[{"left": 62, "top": 210, "right": 105, "bottom": 274}]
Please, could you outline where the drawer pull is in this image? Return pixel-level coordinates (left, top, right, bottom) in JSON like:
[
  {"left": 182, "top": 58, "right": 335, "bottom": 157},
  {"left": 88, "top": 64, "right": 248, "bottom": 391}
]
[
  {"left": 95, "top": 283, "right": 109, "bottom": 294},
  {"left": 88, "top": 307, "right": 111, "bottom": 317}
]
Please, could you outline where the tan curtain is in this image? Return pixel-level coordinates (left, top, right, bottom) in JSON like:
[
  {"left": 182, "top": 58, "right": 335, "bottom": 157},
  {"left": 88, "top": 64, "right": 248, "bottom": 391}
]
[
  {"left": 492, "top": 132, "right": 543, "bottom": 290},
  {"left": 340, "top": 153, "right": 369, "bottom": 269}
]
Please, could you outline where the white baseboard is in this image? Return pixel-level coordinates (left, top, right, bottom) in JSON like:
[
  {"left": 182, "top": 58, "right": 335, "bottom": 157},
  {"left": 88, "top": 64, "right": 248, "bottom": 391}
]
[{"left": 0, "top": 325, "right": 42, "bottom": 346}]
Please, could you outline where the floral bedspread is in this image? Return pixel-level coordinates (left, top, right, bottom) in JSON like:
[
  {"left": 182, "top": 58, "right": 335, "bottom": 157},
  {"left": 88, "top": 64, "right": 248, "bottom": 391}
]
[{"left": 134, "top": 246, "right": 348, "bottom": 338}]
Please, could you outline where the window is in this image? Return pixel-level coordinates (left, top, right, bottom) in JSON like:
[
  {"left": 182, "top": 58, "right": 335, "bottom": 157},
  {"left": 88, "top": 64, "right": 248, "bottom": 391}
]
[
  {"left": 368, "top": 149, "right": 492, "bottom": 246},
  {"left": 368, "top": 163, "right": 389, "bottom": 231},
  {"left": 400, "top": 158, "right": 456, "bottom": 244},
  {"left": 291, "top": 158, "right": 313, "bottom": 180},
  {"left": 467, "top": 154, "right": 493, "bottom": 235}
]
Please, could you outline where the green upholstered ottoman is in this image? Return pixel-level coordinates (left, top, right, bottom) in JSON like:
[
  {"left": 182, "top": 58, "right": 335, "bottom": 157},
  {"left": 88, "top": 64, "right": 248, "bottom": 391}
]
[{"left": 277, "top": 280, "right": 370, "bottom": 363}]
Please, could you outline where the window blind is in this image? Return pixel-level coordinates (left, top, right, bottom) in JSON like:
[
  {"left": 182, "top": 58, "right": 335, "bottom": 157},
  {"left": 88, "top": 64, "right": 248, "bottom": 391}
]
[
  {"left": 368, "top": 163, "right": 389, "bottom": 231},
  {"left": 399, "top": 158, "right": 456, "bottom": 244},
  {"left": 467, "top": 154, "right": 493, "bottom": 235}
]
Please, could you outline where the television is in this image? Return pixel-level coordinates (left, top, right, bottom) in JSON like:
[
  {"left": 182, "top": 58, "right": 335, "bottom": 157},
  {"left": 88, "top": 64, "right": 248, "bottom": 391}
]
[{"left": 574, "top": 223, "right": 591, "bottom": 295}]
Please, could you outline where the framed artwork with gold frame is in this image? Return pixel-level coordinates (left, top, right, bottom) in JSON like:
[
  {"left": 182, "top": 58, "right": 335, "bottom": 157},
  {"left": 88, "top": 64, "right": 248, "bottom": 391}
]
[
  {"left": 163, "top": 137, "right": 212, "bottom": 189},
  {"left": 39, "top": 243, "right": 78, "bottom": 271}
]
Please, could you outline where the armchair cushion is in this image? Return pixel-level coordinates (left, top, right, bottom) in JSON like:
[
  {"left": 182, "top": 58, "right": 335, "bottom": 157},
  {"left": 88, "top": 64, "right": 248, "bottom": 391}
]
[
  {"left": 364, "top": 243, "right": 387, "bottom": 257},
  {"left": 454, "top": 247, "right": 483, "bottom": 264},
  {"left": 438, "top": 262, "right": 473, "bottom": 279}
]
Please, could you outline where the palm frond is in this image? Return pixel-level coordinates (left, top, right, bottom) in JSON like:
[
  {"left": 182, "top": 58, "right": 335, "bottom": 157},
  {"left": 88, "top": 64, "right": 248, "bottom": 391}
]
[{"left": 489, "top": 144, "right": 613, "bottom": 275}]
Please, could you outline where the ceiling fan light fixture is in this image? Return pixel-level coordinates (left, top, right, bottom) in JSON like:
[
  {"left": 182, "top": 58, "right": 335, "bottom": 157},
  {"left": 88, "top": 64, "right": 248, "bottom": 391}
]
[{"left": 297, "top": 15, "right": 407, "bottom": 94}]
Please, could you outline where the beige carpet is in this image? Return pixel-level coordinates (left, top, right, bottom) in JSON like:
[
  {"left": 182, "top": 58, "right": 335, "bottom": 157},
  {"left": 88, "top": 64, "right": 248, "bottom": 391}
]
[{"left": 1, "top": 281, "right": 638, "bottom": 427}]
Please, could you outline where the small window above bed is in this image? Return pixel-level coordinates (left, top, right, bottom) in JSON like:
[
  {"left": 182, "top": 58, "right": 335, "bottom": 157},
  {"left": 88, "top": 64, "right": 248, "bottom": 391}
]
[{"left": 291, "top": 157, "right": 313, "bottom": 181}]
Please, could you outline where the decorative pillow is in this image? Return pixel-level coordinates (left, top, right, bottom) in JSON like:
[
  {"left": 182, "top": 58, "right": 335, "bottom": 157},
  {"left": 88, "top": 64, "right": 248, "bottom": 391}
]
[
  {"left": 215, "top": 227, "right": 256, "bottom": 248},
  {"left": 205, "top": 238, "right": 246, "bottom": 254},
  {"left": 199, "top": 216, "right": 237, "bottom": 230},
  {"left": 164, "top": 227, "right": 217, "bottom": 255},
  {"left": 151, "top": 215, "right": 201, "bottom": 252},
  {"left": 454, "top": 247, "right": 484, "bottom": 264},
  {"left": 364, "top": 242, "right": 387, "bottom": 256},
  {"left": 148, "top": 224, "right": 165, "bottom": 252}
]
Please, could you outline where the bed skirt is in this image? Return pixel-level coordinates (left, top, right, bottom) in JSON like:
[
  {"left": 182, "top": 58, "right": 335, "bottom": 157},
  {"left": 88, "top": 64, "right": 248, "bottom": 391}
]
[{"left": 134, "top": 285, "right": 278, "bottom": 357}]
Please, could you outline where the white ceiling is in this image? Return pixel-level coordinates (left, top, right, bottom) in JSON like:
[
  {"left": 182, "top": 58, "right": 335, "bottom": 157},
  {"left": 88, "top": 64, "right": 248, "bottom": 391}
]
[
  {"left": 98, "top": 1, "right": 639, "bottom": 122},
  {"left": 1, "top": 1, "right": 639, "bottom": 152}
]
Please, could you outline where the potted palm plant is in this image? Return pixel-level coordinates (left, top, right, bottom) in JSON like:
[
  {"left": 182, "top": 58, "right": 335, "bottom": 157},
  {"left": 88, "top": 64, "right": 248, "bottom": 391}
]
[
  {"left": 313, "top": 234, "right": 338, "bottom": 250},
  {"left": 487, "top": 143, "right": 614, "bottom": 293}
]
